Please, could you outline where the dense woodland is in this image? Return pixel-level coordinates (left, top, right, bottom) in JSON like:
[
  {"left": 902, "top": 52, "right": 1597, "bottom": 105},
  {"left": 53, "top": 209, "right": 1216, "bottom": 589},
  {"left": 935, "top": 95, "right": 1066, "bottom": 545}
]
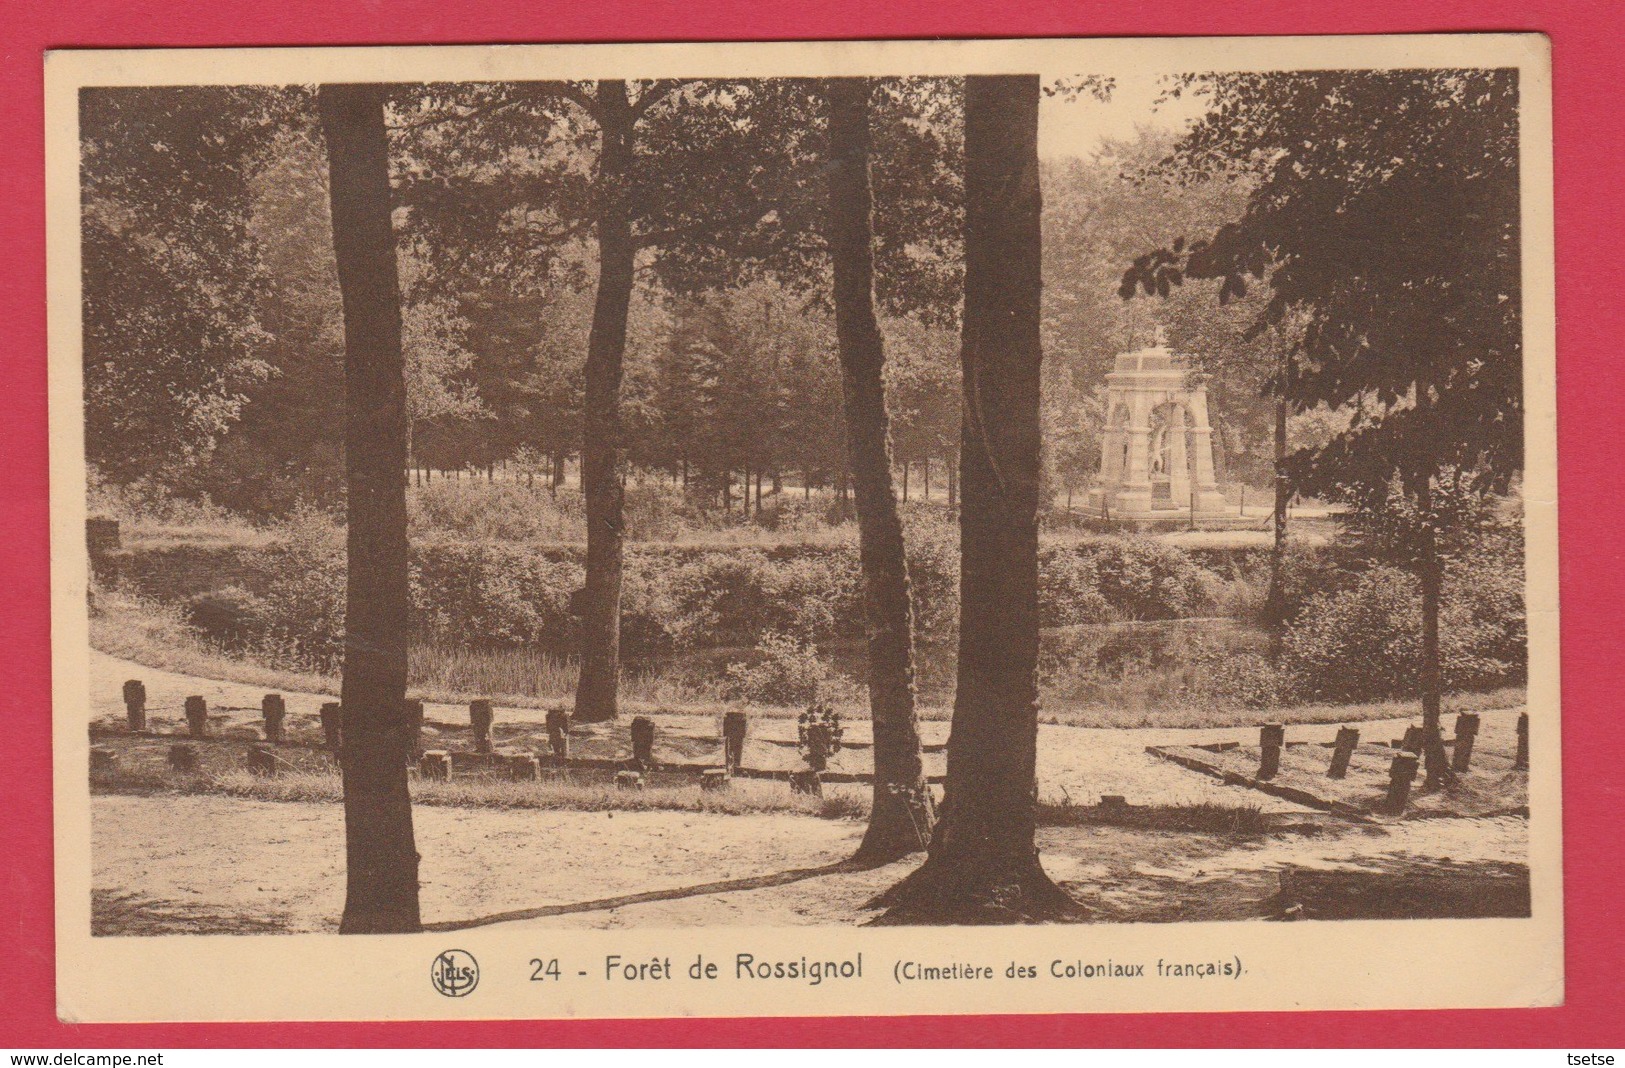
[{"left": 83, "top": 70, "right": 1525, "bottom": 926}]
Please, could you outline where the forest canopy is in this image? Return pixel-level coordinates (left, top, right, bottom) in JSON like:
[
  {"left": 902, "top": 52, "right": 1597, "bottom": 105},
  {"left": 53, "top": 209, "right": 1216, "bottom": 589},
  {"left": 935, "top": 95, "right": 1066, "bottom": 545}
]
[{"left": 81, "top": 82, "right": 1290, "bottom": 518}]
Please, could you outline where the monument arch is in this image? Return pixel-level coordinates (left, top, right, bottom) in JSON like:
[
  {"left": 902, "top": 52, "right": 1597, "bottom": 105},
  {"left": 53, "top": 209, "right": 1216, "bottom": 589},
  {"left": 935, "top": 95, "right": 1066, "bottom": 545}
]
[{"left": 1086, "top": 344, "right": 1229, "bottom": 521}]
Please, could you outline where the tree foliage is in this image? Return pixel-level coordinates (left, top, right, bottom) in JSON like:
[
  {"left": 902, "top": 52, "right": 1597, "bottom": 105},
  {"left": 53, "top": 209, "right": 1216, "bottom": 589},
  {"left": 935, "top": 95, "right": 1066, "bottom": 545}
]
[
  {"left": 80, "top": 86, "right": 284, "bottom": 484},
  {"left": 1120, "top": 69, "right": 1523, "bottom": 491}
]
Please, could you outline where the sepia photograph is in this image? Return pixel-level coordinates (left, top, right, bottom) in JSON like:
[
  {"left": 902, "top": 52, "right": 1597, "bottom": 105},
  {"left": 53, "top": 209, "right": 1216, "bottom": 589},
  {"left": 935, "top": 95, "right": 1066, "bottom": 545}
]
[{"left": 44, "top": 34, "right": 1559, "bottom": 1021}]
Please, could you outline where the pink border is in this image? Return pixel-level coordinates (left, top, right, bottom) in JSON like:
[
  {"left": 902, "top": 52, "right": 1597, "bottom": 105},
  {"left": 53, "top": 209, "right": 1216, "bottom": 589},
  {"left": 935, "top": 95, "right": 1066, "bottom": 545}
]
[{"left": 3, "top": 0, "right": 1618, "bottom": 1047}]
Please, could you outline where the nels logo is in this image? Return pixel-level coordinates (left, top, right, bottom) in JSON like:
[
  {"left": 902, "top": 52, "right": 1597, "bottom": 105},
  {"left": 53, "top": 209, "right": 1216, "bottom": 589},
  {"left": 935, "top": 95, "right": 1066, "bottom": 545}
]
[{"left": 431, "top": 949, "right": 479, "bottom": 997}]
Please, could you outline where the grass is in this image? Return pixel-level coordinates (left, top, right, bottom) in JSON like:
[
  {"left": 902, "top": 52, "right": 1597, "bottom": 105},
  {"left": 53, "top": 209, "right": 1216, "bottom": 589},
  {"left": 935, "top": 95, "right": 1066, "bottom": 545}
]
[
  {"left": 409, "top": 644, "right": 713, "bottom": 710},
  {"left": 91, "top": 589, "right": 341, "bottom": 699},
  {"left": 1200, "top": 573, "right": 1272, "bottom": 621},
  {"left": 95, "top": 766, "right": 873, "bottom": 819}
]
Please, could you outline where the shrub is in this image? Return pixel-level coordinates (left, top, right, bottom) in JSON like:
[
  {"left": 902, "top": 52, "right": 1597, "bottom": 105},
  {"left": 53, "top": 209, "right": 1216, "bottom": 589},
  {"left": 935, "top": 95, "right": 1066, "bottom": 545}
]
[
  {"left": 409, "top": 480, "right": 582, "bottom": 543},
  {"left": 1037, "top": 550, "right": 1111, "bottom": 627},
  {"left": 237, "top": 508, "right": 346, "bottom": 669},
  {"left": 1452, "top": 531, "right": 1527, "bottom": 674},
  {"left": 1274, "top": 541, "right": 1365, "bottom": 624},
  {"left": 618, "top": 562, "right": 687, "bottom": 655},
  {"left": 904, "top": 522, "right": 960, "bottom": 637},
  {"left": 88, "top": 474, "right": 244, "bottom": 531},
  {"left": 624, "top": 482, "right": 735, "bottom": 541},
  {"left": 761, "top": 551, "right": 864, "bottom": 642},
  {"left": 1188, "top": 649, "right": 1290, "bottom": 709},
  {"left": 1077, "top": 537, "right": 1206, "bottom": 620},
  {"left": 411, "top": 543, "right": 580, "bottom": 649},
  {"left": 722, "top": 631, "right": 857, "bottom": 708},
  {"left": 664, "top": 550, "right": 776, "bottom": 647},
  {"left": 660, "top": 549, "right": 864, "bottom": 649},
  {"left": 1282, "top": 561, "right": 1524, "bottom": 702},
  {"left": 185, "top": 587, "right": 265, "bottom": 649}
]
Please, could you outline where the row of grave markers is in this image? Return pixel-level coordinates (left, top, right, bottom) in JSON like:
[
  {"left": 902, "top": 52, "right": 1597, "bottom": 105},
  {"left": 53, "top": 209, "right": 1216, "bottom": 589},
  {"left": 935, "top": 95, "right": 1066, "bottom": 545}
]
[
  {"left": 110, "top": 681, "right": 795, "bottom": 793},
  {"left": 1252, "top": 711, "right": 1529, "bottom": 816},
  {"left": 124, "top": 680, "right": 751, "bottom": 761}
]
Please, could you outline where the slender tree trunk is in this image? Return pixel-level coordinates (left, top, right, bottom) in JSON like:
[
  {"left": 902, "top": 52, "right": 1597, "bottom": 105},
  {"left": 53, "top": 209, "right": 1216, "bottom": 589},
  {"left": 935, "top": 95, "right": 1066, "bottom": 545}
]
[
  {"left": 875, "top": 75, "right": 1076, "bottom": 922},
  {"left": 573, "top": 80, "right": 634, "bottom": 724},
  {"left": 1265, "top": 388, "right": 1289, "bottom": 656},
  {"left": 1418, "top": 498, "right": 1449, "bottom": 788},
  {"left": 318, "top": 83, "right": 421, "bottom": 934},
  {"left": 1210, "top": 411, "right": 1230, "bottom": 486},
  {"left": 1413, "top": 364, "right": 1451, "bottom": 789},
  {"left": 825, "top": 78, "right": 934, "bottom": 864},
  {"left": 947, "top": 448, "right": 958, "bottom": 515}
]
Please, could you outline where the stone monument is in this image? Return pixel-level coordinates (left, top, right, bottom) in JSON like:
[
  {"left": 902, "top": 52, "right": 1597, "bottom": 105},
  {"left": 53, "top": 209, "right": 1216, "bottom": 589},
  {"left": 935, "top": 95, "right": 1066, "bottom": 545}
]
[{"left": 1085, "top": 342, "right": 1229, "bottom": 521}]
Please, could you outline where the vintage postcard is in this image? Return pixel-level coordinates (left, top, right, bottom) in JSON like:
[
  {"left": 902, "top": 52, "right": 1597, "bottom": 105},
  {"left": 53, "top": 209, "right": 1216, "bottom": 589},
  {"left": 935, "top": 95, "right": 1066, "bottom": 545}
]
[{"left": 46, "top": 33, "right": 1559, "bottom": 1022}]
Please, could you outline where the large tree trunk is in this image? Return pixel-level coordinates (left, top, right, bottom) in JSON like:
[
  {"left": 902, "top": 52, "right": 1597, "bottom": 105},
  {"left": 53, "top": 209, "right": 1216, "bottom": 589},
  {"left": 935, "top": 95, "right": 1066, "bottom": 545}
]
[
  {"left": 825, "top": 78, "right": 934, "bottom": 864},
  {"left": 874, "top": 75, "right": 1077, "bottom": 923},
  {"left": 573, "top": 80, "right": 635, "bottom": 724},
  {"left": 319, "top": 83, "right": 421, "bottom": 935}
]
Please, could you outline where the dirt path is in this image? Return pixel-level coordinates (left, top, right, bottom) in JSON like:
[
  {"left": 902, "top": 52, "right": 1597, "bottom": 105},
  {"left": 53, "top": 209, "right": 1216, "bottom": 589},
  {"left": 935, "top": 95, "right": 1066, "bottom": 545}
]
[
  {"left": 92, "top": 795, "right": 1527, "bottom": 933},
  {"left": 93, "top": 795, "right": 865, "bottom": 935}
]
